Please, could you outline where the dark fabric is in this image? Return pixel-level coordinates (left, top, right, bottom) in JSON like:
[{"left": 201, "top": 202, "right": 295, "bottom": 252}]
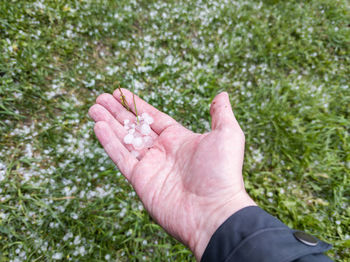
[
  {"left": 201, "top": 206, "right": 332, "bottom": 262},
  {"left": 296, "top": 253, "right": 333, "bottom": 262}
]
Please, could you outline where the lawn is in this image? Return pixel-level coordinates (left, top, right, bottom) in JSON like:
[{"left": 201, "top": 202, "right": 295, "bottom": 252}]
[{"left": 0, "top": 0, "right": 349, "bottom": 261}]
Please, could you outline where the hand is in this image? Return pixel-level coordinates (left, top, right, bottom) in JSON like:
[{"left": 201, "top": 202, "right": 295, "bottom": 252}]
[{"left": 88, "top": 89, "right": 256, "bottom": 261}]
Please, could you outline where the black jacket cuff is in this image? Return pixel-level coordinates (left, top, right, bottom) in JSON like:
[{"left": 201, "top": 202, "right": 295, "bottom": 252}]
[{"left": 201, "top": 206, "right": 332, "bottom": 262}]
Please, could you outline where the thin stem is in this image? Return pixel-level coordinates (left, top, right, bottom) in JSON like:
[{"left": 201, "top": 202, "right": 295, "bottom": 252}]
[
  {"left": 118, "top": 86, "right": 131, "bottom": 112},
  {"left": 118, "top": 86, "right": 139, "bottom": 123},
  {"left": 133, "top": 93, "right": 139, "bottom": 124}
]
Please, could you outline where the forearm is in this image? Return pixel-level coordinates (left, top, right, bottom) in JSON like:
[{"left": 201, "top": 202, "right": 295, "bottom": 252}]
[{"left": 190, "top": 192, "right": 257, "bottom": 261}]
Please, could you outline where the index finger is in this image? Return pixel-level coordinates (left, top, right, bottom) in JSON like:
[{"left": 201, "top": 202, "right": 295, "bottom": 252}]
[
  {"left": 113, "top": 88, "right": 179, "bottom": 134},
  {"left": 94, "top": 121, "right": 138, "bottom": 180}
]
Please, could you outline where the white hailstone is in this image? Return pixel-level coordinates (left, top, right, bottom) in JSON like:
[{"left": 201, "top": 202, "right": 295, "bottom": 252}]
[
  {"left": 145, "top": 118, "right": 153, "bottom": 125},
  {"left": 132, "top": 137, "right": 144, "bottom": 150},
  {"left": 131, "top": 150, "right": 140, "bottom": 158},
  {"left": 74, "top": 236, "right": 81, "bottom": 245},
  {"left": 52, "top": 252, "right": 63, "bottom": 260},
  {"left": 123, "top": 112, "right": 154, "bottom": 155},
  {"left": 140, "top": 123, "right": 151, "bottom": 135},
  {"left": 63, "top": 232, "right": 73, "bottom": 241},
  {"left": 142, "top": 113, "right": 154, "bottom": 125},
  {"left": 123, "top": 134, "right": 134, "bottom": 144},
  {"left": 123, "top": 119, "right": 130, "bottom": 130},
  {"left": 133, "top": 130, "right": 142, "bottom": 138},
  {"left": 141, "top": 112, "right": 149, "bottom": 119},
  {"left": 136, "top": 115, "right": 143, "bottom": 122},
  {"left": 78, "top": 246, "right": 86, "bottom": 255},
  {"left": 143, "top": 136, "right": 153, "bottom": 147}
]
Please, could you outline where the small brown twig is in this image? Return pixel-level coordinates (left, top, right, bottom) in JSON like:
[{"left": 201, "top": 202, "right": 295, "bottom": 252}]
[
  {"left": 118, "top": 86, "right": 139, "bottom": 124},
  {"left": 50, "top": 196, "right": 76, "bottom": 201},
  {"left": 118, "top": 86, "right": 131, "bottom": 112}
]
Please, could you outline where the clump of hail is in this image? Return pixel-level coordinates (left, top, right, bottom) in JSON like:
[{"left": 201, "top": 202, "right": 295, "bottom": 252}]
[{"left": 123, "top": 112, "right": 154, "bottom": 158}]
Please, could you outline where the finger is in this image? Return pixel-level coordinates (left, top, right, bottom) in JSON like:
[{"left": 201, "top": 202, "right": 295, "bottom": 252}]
[
  {"left": 96, "top": 93, "right": 159, "bottom": 139},
  {"left": 96, "top": 93, "right": 137, "bottom": 124},
  {"left": 210, "top": 92, "right": 241, "bottom": 131},
  {"left": 89, "top": 104, "right": 155, "bottom": 159},
  {"left": 113, "top": 88, "right": 178, "bottom": 134},
  {"left": 94, "top": 121, "right": 138, "bottom": 180},
  {"left": 89, "top": 104, "right": 130, "bottom": 147}
]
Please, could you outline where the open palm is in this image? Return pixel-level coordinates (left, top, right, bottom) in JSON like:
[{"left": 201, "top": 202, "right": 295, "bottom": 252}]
[{"left": 89, "top": 89, "right": 255, "bottom": 260}]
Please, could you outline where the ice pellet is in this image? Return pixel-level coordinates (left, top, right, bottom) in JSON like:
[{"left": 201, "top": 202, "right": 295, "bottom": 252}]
[
  {"left": 132, "top": 137, "right": 144, "bottom": 149},
  {"left": 145, "top": 117, "right": 153, "bottom": 125},
  {"left": 123, "top": 113, "right": 155, "bottom": 156},
  {"left": 143, "top": 136, "right": 153, "bottom": 147},
  {"left": 140, "top": 123, "right": 151, "bottom": 135},
  {"left": 131, "top": 150, "right": 140, "bottom": 158},
  {"left": 142, "top": 113, "right": 154, "bottom": 124},
  {"left": 123, "top": 134, "right": 134, "bottom": 144}
]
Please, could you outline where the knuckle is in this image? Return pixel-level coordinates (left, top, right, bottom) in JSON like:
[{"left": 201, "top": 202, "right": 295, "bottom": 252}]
[
  {"left": 220, "top": 125, "right": 232, "bottom": 134},
  {"left": 221, "top": 126, "right": 245, "bottom": 141}
]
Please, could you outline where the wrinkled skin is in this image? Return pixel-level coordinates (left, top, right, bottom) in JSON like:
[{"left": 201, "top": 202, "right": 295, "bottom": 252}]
[{"left": 89, "top": 89, "right": 256, "bottom": 260}]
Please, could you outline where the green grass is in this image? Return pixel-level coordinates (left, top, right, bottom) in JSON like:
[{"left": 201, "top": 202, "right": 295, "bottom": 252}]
[{"left": 0, "top": 0, "right": 349, "bottom": 261}]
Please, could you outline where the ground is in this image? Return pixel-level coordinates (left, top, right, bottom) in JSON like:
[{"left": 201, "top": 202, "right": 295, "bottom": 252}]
[{"left": 0, "top": 0, "right": 349, "bottom": 261}]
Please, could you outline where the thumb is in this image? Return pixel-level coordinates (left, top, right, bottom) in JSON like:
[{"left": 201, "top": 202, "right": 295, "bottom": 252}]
[{"left": 210, "top": 92, "right": 240, "bottom": 131}]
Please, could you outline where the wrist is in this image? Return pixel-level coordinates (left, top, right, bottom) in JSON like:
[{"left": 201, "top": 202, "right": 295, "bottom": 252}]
[{"left": 190, "top": 191, "right": 257, "bottom": 261}]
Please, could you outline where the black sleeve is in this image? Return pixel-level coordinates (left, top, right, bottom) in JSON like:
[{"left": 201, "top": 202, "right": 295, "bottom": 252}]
[{"left": 201, "top": 206, "right": 333, "bottom": 262}]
